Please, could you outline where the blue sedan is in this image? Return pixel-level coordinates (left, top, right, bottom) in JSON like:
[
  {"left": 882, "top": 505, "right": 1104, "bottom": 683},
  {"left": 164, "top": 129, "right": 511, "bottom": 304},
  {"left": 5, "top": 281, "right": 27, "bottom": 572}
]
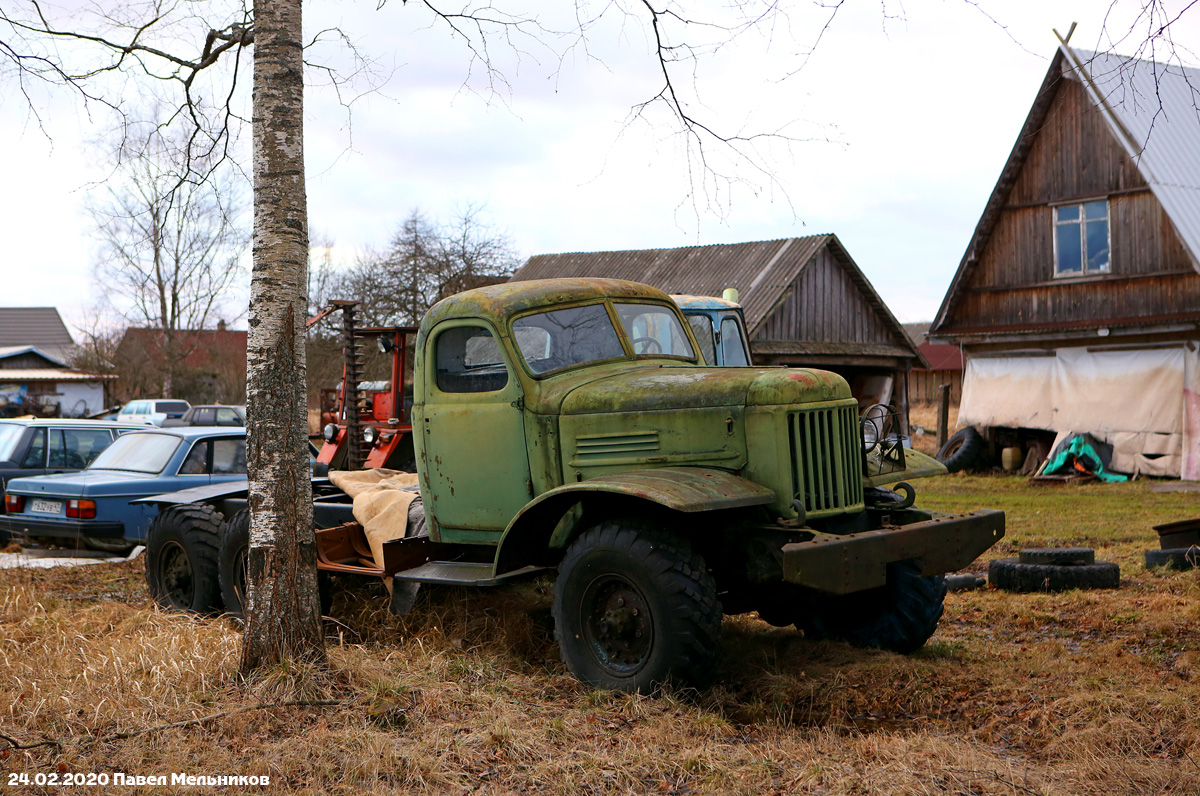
[{"left": 0, "top": 427, "right": 248, "bottom": 550}]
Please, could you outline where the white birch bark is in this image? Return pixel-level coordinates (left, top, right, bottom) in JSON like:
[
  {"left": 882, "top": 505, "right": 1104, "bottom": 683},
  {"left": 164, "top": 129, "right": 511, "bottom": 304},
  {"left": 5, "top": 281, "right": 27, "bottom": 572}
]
[{"left": 240, "top": 0, "right": 324, "bottom": 673}]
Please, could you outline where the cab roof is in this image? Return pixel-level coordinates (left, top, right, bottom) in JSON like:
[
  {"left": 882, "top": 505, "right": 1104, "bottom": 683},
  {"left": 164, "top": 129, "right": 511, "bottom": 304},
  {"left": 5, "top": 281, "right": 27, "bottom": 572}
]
[{"left": 423, "top": 278, "right": 674, "bottom": 332}]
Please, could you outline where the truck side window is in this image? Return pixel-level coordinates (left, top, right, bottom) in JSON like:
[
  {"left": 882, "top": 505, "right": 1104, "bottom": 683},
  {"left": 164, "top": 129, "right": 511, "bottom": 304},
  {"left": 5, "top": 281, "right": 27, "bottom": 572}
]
[
  {"left": 687, "top": 316, "right": 716, "bottom": 365},
  {"left": 720, "top": 317, "right": 750, "bottom": 366},
  {"left": 435, "top": 326, "right": 510, "bottom": 393}
]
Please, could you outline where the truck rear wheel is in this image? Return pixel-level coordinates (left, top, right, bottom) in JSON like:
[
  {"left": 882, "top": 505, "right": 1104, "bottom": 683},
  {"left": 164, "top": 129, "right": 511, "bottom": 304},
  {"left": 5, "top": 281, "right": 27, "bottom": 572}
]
[
  {"left": 219, "top": 509, "right": 250, "bottom": 616},
  {"left": 145, "top": 504, "right": 223, "bottom": 613},
  {"left": 553, "top": 519, "right": 721, "bottom": 694},
  {"left": 797, "top": 560, "right": 946, "bottom": 654}
]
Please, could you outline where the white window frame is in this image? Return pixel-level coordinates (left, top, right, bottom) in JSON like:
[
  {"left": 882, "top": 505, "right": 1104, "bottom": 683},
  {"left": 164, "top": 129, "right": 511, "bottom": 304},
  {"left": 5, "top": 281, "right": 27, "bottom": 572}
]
[{"left": 1052, "top": 198, "right": 1111, "bottom": 278}]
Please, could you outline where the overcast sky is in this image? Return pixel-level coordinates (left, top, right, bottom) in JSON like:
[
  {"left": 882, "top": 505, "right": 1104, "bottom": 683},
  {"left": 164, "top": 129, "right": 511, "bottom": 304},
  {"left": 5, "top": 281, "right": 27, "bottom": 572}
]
[{"left": 2, "top": 0, "right": 1198, "bottom": 337}]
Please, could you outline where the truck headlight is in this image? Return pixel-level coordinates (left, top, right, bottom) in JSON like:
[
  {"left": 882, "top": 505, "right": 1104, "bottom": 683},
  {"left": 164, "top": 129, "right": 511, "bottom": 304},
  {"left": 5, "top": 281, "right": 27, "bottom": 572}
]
[
  {"left": 363, "top": 426, "right": 378, "bottom": 445},
  {"left": 322, "top": 423, "right": 338, "bottom": 443}
]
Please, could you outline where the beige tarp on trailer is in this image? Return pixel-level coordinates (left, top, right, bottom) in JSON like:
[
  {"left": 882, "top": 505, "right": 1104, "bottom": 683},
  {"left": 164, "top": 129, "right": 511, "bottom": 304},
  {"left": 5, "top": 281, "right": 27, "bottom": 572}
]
[{"left": 958, "top": 345, "right": 1200, "bottom": 479}]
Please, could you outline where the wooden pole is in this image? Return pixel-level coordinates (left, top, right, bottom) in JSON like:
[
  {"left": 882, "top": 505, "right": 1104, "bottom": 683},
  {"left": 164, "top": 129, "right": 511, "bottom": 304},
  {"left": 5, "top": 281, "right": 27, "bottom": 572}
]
[{"left": 936, "top": 383, "right": 951, "bottom": 450}]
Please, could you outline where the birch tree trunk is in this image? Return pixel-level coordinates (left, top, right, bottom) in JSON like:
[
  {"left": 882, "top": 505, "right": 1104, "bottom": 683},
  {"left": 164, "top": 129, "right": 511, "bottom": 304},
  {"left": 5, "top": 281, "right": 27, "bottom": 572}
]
[{"left": 241, "top": 0, "right": 324, "bottom": 673}]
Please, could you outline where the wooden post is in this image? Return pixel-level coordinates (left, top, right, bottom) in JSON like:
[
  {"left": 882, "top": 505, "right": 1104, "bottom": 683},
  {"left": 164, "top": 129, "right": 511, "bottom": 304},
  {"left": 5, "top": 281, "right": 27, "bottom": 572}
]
[{"left": 936, "top": 383, "right": 951, "bottom": 450}]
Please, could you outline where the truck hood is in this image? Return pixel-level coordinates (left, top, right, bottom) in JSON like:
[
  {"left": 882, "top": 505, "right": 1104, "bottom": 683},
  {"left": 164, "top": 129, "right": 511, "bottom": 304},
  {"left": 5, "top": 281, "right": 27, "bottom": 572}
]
[
  {"left": 4, "top": 470, "right": 163, "bottom": 498},
  {"left": 559, "top": 366, "right": 850, "bottom": 414}
]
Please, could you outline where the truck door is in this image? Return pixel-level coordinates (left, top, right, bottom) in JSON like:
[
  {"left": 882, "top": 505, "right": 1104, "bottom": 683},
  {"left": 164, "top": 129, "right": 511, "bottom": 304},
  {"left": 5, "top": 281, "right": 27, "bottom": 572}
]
[{"left": 420, "top": 322, "right": 532, "bottom": 537}]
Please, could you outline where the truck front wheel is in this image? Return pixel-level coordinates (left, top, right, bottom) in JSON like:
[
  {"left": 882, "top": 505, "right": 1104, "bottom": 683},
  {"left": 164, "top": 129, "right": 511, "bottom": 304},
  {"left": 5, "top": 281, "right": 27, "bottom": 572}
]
[
  {"left": 553, "top": 520, "right": 721, "bottom": 694},
  {"left": 797, "top": 560, "right": 946, "bottom": 654}
]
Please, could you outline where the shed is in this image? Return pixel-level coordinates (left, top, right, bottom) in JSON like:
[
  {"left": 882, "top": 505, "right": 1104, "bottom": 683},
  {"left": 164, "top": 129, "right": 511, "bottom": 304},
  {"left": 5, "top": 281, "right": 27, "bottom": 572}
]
[
  {"left": 903, "top": 323, "right": 964, "bottom": 404},
  {"left": 512, "top": 235, "right": 926, "bottom": 431},
  {"left": 929, "top": 41, "right": 1200, "bottom": 478}
]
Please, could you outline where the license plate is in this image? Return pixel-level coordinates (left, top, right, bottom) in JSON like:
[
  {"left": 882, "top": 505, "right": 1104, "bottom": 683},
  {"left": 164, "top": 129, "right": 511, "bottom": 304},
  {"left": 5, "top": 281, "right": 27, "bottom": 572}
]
[{"left": 30, "top": 499, "right": 62, "bottom": 514}]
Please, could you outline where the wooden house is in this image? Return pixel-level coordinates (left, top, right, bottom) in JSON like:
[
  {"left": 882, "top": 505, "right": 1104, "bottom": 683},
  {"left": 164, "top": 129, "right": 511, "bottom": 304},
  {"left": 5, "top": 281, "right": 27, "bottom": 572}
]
[
  {"left": 929, "top": 42, "right": 1200, "bottom": 478},
  {"left": 903, "top": 323, "right": 964, "bottom": 405},
  {"left": 511, "top": 235, "right": 926, "bottom": 432}
]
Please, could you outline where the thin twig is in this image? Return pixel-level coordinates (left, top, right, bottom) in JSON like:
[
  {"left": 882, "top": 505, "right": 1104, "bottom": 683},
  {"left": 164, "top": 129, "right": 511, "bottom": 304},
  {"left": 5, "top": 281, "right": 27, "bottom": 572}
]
[
  {"left": 0, "top": 730, "right": 62, "bottom": 751},
  {"left": 96, "top": 699, "right": 341, "bottom": 743}
]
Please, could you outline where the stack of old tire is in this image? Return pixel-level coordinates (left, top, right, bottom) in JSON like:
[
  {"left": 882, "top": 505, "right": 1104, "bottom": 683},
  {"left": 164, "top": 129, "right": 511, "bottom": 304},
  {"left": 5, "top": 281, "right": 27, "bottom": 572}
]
[
  {"left": 1145, "top": 519, "right": 1200, "bottom": 571},
  {"left": 988, "top": 548, "right": 1120, "bottom": 592}
]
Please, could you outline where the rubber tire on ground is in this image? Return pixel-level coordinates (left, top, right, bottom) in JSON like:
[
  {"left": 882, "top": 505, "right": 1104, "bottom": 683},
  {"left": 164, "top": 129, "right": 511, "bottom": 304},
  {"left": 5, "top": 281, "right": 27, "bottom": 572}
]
[
  {"left": 218, "top": 509, "right": 250, "bottom": 616},
  {"left": 553, "top": 519, "right": 722, "bottom": 694},
  {"left": 1018, "top": 547, "right": 1095, "bottom": 566},
  {"left": 1144, "top": 547, "right": 1200, "bottom": 571},
  {"left": 936, "top": 427, "right": 986, "bottom": 473},
  {"left": 988, "top": 557, "right": 1120, "bottom": 592},
  {"left": 145, "top": 504, "right": 224, "bottom": 613},
  {"left": 796, "top": 560, "right": 947, "bottom": 655},
  {"left": 219, "top": 508, "right": 334, "bottom": 618}
]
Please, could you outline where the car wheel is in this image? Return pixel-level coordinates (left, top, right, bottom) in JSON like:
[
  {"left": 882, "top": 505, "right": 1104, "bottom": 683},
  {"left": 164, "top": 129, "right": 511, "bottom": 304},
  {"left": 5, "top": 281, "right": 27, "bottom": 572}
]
[
  {"left": 936, "top": 427, "right": 986, "bottom": 473},
  {"left": 553, "top": 519, "right": 721, "bottom": 694},
  {"left": 145, "top": 504, "right": 223, "bottom": 613},
  {"left": 798, "top": 560, "right": 946, "bottom": 654}
]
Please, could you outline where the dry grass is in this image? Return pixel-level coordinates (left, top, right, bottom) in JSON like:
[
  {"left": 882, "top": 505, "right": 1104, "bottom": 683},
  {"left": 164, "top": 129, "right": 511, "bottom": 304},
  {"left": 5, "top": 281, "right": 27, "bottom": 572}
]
[
  {"left": 2, "top": 476, "right": 1200, "bottom": 794},
  {"left": 908, "top": 403, "right": 961, "bottom": 457}
]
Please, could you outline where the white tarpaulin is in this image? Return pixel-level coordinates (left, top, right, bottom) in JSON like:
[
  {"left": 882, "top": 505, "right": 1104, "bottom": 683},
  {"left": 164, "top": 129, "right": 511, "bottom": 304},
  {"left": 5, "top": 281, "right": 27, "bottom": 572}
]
[{"left": 959, "top": 345, "right": 1200, "bottom": 478}]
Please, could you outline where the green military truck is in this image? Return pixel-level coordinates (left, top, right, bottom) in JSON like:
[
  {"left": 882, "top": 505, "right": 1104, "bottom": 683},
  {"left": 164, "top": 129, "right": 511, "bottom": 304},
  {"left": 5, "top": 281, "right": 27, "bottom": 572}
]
[{"left": 144, "top": 278, "right": 1003, "bottom": 693}]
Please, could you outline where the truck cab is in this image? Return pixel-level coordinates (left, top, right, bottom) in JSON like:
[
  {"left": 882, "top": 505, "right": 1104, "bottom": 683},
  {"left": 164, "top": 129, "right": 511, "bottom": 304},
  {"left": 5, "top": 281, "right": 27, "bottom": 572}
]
[{"left": 672, "top": 293, "right": 753, "bottom": 367}]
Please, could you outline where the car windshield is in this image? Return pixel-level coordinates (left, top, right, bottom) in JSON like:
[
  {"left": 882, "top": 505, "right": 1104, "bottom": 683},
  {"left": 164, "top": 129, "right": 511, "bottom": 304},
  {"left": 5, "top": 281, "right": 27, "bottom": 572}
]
[
  {"left": 512, "top": 304, "right": 625, "bottom": 375},
  {"left": 88, "top": 433, "right": 181, "bottom": 474},
  {"left": 0, "top": 423, "right": 25, "bottom": 462},
  {"left": 614, "top": 303, "right": 695, "bottom": 359}
]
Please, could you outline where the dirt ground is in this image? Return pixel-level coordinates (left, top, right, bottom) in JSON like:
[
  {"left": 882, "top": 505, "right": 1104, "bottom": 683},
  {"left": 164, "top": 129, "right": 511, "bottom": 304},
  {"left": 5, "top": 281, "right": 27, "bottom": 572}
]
[{"left": 908, "top": 402, "right": 961, "bottom": 457}]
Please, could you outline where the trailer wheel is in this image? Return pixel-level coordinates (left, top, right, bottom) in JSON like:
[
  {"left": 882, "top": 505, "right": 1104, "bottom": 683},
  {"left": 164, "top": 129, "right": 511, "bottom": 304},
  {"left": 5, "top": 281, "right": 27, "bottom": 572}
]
[
  {"left": 145, "top": 504, "right": 223, "bottom": 613},
  {"left": 219, "top": 509, "right": 333, "bottom": 618},
  {"left": 798, "top": 560, "right": 946, "bottom": 654},
  {"left": 988, "top": 557, "right": 1120, "bottom": 592},
  {"left": 936, "top": 427, "right": 985, "bottom": 473},
  {"left": 553, "top": 519, "right": 721, "bottom": 694},
  {"left": 219, "top": 509, "right": 250, "bottom": 616}
]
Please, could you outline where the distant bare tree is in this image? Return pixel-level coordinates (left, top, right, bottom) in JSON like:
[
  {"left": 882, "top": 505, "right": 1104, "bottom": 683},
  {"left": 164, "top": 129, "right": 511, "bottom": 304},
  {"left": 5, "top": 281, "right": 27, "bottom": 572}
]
[
  {"left": 88, "top": 119, "right": 248, "bottom": 397},
  {"left": 340, "top": 204, "right": 520, "bottom": 328}
]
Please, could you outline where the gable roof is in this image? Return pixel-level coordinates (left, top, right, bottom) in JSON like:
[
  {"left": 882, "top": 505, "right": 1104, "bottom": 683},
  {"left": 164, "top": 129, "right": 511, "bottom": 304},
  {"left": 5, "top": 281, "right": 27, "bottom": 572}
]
[
  {"left": 931, "top": 44, "right": 1200, "bottom": 335},
  {"left": 512, "top": 235, "right": 921, "bottom": 363},
  {"left": 0, "top": 307, "right": 74, "bottom": 349},
  {"left": 0, "top": 346, "right": 68, "bottom": 368}
]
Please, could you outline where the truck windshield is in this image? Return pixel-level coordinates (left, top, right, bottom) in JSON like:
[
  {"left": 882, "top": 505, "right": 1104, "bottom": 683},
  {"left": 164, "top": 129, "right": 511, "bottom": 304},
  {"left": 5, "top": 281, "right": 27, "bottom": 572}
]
[
  {"left": 512, "top": 304, "right": 625, "bottom": 375},
  {"left": 615, "top": 303, "right": 695, "bottom": 359}
]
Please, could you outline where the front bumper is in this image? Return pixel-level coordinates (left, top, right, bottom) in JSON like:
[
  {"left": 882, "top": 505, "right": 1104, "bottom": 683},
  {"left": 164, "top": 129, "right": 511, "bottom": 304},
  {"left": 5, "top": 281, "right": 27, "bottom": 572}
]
[
  {"left": 781, "top": 509, "right": 1005, "bottom": 594},
  {"left": 0, "top": 515, "right": 127, "bottom": 541}
]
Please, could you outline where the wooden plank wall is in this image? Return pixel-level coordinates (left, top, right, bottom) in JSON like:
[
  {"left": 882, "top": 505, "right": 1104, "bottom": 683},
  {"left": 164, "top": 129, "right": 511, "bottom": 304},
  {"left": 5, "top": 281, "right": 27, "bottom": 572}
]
[
  {"left": 948, "top": 74, "right": 1200, "bottom": 330},
  {"left": 909, "top": 370, "right": 962, "bottom": 404},
  {"left": 752, "top": 248, "right": 895, "bottom": 345}
]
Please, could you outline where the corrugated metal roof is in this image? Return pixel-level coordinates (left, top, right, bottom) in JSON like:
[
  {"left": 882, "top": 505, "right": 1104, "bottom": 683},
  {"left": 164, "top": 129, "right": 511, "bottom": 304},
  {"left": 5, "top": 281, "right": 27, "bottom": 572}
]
[
  {"left": 513, "top": 237, "right": 827, "bottom": 332},
  {"left": 0, "top": 346, "right": 68, "bottom": 367},
  {"left": 0, "top": 308, "right": 74, "bottom": 348},
  {"left": 1067, "top": 48, "right": 1200, "bottom": 268}
]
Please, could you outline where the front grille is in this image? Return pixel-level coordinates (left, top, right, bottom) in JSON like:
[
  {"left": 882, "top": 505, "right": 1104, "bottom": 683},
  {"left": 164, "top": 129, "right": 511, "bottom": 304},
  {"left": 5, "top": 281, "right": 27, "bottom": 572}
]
[{"left": 788, "top": 403, "right": 863, "bottom": 516}]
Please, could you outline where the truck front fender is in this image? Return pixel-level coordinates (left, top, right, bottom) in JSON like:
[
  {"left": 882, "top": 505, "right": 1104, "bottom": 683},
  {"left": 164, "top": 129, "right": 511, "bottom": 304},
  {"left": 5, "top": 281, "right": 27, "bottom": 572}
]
[{"left": 493, "top": 467, "right": 774, "bottom": 575}]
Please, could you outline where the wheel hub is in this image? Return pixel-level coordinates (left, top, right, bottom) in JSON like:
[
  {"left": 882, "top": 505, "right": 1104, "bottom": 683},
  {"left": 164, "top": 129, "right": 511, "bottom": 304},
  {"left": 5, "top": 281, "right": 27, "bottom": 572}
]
[{"left": 583, "top": 577, "right": 653, "bottom": 673}]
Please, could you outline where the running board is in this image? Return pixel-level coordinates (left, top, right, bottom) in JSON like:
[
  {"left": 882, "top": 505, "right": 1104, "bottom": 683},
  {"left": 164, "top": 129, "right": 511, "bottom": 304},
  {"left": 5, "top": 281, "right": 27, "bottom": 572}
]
[{"left": 392, "top": 561, "right": 546, "bottom": 586}]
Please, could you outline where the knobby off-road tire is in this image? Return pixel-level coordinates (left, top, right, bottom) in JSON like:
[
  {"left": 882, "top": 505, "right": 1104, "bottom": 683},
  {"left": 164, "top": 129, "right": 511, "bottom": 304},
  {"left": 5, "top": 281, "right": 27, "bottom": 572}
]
[
  {"left": 219, "top": 508, "right": 333, "bottom": 618},
  {"left": 936, "top": 427, "right": 985, "bottom": 473},
  {"left": 988, "top": 557, "right": 1120, "bottom": 592},
  {"left": 218, "top": 509, "right": 250, "bottom": 616},
  {"left": 145, "top": 504, "right": 223, "bottom": 613},
  {"left": 797, "top": 560, "right": 947, "bottom": 655},
  {"left": 553, "top": 520, "right": 722, "bottom": 694}
]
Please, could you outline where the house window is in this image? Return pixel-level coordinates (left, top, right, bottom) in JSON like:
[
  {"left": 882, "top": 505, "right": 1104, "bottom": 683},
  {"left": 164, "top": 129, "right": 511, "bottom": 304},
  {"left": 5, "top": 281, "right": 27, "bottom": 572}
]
[{"left": 1054, "top": 199, "right": 1110, "bottom": 276}]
